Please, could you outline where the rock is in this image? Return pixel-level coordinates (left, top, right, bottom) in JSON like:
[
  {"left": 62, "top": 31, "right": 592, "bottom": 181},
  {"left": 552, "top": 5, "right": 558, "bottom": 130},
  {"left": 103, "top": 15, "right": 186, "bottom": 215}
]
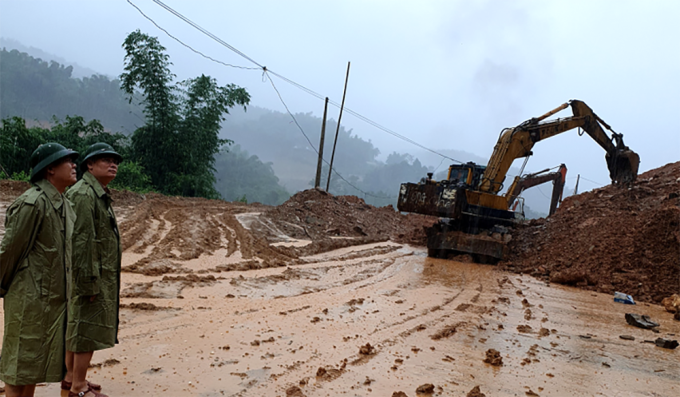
[
  {"left": 467, "top": 386, "right": 486, "bottom": 397},
  {"left": 619, "top": 335, "right": 635, "bottom": 341},
  {"left": 661, "top": 294, "right": 680, "bottom": 313},
  {"left": 483, "top": 349, "right": 503, "bottom": 366},
  {"left": 654, "top": 338, "right": 679, "bottom": 349},
  {"left": 359, "top": 343, "right": 375, "bottom": 355},
  {"left": 286, "top": 385, "right": 306, "bottom": 397},
  {"left": 392, "top": 392, "right": 408, "bottom": 397},
  {"left": 625, "top": 313, "right": 660, "bottom": 329},
  {"left": 415, "top": 383, "right": 435, "bottom": 394}
]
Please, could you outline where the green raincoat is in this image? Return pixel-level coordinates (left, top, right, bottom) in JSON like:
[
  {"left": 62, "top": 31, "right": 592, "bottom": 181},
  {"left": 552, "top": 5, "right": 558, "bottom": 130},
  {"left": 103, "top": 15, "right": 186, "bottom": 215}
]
[
  {"left": 0, "top": 179, "right": 74, "bottom": 385},
  {"left": 65, "top": 171, "right": 121, "bottom": 352}
]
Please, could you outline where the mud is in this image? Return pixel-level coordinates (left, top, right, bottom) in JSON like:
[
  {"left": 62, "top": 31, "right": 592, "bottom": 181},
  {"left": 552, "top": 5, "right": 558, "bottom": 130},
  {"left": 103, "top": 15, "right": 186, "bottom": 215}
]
[
  {"left": 501, "top": 161, "right": 680, "bottom": 304},
  {"left": 0, "top": 179, "right": 679, "bottom": 396}
]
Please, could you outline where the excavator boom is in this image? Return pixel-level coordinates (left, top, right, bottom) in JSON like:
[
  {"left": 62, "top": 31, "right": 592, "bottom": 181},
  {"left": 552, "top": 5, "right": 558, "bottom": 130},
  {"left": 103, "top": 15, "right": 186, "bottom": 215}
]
[{"left": 481, "top": 100, "right": 639, "bottom": 193}]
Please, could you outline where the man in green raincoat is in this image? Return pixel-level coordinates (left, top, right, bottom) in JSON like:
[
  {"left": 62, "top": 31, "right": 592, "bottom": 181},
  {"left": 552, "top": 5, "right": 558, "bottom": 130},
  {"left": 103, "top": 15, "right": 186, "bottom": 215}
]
[
  {"left": 0, "top": 143, "right": 78, "bottom": 397},
  {"left": 63, "top": 143, "right": 122, "bottom": 397}
]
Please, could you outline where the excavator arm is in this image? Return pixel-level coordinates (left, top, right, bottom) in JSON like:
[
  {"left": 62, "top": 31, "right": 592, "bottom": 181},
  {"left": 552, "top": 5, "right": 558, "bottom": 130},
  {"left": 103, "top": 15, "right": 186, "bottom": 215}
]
[
  {"left": 505, "top": 164, "right": 567, "bottom": 216},
  {"left": 480, "top": 100, "right": 639, "bottom": 194}
]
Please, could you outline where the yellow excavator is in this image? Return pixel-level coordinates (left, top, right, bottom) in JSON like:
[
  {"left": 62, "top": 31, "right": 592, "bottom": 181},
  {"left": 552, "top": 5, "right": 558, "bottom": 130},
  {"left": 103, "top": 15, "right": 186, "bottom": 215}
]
[{"left": 397, "top": 99, "right": 639, "bottom": 262}]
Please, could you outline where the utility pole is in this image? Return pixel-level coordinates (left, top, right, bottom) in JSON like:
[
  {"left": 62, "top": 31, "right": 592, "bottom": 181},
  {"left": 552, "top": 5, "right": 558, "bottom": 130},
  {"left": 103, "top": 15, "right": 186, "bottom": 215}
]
[
  {"left": 314, "top": 97, "right": 329, "bottom": 189},
  {"left": 573, "top": 174, "right": 580, "bottom": 195},
  {"left": 326, "top": 61, "right": 351, "bottom": 192}
]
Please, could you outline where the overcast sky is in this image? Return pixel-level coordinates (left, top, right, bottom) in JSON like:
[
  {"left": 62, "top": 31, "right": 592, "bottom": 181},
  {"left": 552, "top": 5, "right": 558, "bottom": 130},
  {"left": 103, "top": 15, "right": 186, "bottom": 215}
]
[{"left": 1, "top": 0, "right": 678, "bottom": 191}]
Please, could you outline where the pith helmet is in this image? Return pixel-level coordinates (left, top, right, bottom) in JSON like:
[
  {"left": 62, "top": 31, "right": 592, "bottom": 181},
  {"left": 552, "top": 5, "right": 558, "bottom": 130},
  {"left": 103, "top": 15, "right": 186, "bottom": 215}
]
[
  {"left": 29, "top": 142, "right": 79, "bottom": 182},
  {"left": 80, "top": 142, "right": 123, "bottom": 171}
]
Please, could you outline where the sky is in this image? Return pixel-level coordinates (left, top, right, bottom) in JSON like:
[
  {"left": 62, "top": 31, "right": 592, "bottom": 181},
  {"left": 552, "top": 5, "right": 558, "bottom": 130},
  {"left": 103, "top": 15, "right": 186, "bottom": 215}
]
[{"left": 1, "top": 0, "right": 678, "bottom": 192}]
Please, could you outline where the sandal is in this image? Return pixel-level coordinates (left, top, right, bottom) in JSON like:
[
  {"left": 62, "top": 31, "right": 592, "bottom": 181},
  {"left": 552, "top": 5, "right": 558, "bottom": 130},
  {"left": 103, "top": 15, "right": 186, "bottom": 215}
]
[
  {"left": 62, "top": 380, "right": 102, "bottom": 391},
  {"left": 67, "top": 385, "right": 108, "bottom": 397}
]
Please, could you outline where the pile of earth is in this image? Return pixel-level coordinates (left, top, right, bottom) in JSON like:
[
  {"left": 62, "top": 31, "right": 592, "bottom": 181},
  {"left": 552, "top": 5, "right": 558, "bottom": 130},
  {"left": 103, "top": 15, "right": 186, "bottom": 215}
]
[
  {"left": 263, "top": 188, "right": 436, "bottom": 247},
  {"left": 500, "top": 161, "right": 680, "bottom": 304}
]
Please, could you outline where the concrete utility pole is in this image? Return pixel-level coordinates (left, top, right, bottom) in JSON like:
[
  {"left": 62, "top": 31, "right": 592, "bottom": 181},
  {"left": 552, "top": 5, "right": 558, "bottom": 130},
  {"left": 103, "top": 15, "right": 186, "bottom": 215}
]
[
  {"left": 574, "top": 174, "right": 580, "bottom": 195},
  {"left": 314, "top": 97, "right": 329, "bottom": 189},
  {"left": 326, "top": 62, "right": 351, "bottom": 192}
]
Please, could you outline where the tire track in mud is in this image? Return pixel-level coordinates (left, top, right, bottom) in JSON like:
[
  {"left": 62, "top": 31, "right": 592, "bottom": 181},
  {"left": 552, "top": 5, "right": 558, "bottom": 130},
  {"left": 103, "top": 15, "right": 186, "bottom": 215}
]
[{"left": 260, "top": 263, "right": 502, "bottom": 395}]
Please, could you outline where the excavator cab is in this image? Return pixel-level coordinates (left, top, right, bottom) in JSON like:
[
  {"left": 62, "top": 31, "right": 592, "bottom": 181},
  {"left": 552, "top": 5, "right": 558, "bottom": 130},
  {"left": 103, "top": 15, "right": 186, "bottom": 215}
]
[{"left": 447, "top": 162, "right": 486, "bottom": 188}]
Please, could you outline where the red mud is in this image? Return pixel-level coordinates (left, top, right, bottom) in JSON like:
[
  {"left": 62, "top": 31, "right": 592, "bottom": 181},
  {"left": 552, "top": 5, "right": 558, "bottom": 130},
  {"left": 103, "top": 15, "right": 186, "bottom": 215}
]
[
  {"left": 263, "top": 189, "right": 436, "bottom": 247},
  {"left": 500, "top": 161, "right": 680, "bottom": 303}
]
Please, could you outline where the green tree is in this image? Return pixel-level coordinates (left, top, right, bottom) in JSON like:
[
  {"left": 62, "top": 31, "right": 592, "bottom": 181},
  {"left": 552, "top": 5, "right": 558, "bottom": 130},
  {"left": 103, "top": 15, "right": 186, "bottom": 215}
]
[
  {"left": 109, "top": 160, "right": 153, "bottom": 192},
  {"left": 120, "top": 30, "right": 250, "bottom": 198},
  {"left": 0, "top": 116, "right": 144, "bottom": 187}
]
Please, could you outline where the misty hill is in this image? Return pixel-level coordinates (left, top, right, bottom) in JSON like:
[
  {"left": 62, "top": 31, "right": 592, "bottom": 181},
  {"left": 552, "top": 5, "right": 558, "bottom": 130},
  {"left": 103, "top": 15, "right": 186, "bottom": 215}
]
[
  {"left": 0, "top": 37, "right": 102, "bottom": 79},
  {"left": 0, "top": 47, "right": 142, "bottom": 133}
]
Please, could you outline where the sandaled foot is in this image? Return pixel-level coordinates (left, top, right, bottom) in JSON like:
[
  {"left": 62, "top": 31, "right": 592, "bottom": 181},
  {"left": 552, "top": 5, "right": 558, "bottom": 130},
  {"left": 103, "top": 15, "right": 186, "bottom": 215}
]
[
  {"left": 68, "top": 385, "right": 108, "bottom": 397},
  {"left": 62, "top": 380, "right": 102, "bottom": 391}
]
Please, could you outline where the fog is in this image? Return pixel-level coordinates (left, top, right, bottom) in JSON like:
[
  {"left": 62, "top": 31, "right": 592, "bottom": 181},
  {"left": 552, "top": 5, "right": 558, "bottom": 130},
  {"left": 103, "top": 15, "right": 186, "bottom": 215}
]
[{"left": 1, "top": 0, "right": 678, "bottom": 196}]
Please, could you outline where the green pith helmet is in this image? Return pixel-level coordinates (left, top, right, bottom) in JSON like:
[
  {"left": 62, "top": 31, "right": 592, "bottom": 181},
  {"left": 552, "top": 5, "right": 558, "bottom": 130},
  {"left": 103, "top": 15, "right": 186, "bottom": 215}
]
[
  {"left": 29, "top": 142, "right": 79, "bottom": 182},
  {"left": 80, "top": 143, "right": 123, "bottom": 171}
]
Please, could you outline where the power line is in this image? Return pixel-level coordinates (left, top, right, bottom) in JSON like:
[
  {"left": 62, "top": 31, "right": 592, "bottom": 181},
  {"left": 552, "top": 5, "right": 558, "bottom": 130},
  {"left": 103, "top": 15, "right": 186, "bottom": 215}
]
[
  {"left": 127, "top": 0, "right": 259, "bottom": 70},
  {"left": 265, "top": 72, "right": 393, "bottom": 200},
  {"left": 579, "top": 176, "right": 605, "bottom": 186},
  {"left": 151, "top": 0, "right": 264, "bottom": 68},
  {"left": 132, "top": 0, "right": 461, "bottom": 164}
]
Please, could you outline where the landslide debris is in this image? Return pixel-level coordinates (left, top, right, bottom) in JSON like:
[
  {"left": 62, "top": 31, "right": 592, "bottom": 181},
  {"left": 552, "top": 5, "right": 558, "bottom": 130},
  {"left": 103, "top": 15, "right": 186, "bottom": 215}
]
[
  {"left": 501, "top": 161, "right": 680, "bottom": 303},
  {"left": 263, "top": 189, "right": 436, "bottom": 247}
]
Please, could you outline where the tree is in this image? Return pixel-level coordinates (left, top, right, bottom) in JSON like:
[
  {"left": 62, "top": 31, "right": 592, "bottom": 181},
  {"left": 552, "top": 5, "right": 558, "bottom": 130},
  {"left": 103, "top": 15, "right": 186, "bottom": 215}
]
[
  {"left": 0, "top": 116, "right": 139, "bottom": 185},
  {"left": 120, "top": 30, "right": 250, "bottom": 198}
]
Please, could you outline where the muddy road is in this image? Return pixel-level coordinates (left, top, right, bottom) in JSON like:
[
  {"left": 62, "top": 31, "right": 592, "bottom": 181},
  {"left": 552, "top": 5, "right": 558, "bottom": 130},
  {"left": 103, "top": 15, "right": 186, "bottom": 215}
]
[{"left": 0, "top": 186, "right": 678, "bottom": 396}]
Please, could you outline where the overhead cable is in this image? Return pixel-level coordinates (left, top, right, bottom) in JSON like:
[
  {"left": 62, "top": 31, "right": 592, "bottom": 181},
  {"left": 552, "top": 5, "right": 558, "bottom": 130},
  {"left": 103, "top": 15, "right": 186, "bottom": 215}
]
[
  {"left": 265, "top": 73, "right": 393, "bottom": 199},
  {"left": 132, "top": 0, "right": 461, "bottom": 164},
  {"left": 127, "top": 0, "right": 259, "bottom": 70}
]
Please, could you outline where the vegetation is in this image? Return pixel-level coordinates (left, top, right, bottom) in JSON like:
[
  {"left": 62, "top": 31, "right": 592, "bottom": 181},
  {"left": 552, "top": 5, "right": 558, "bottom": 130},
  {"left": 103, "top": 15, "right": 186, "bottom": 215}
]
[
  {"left": 0, "top": 114, "right": 138, "bottom": 182},
  {"left": 120, "top": 30, "right": 250, "bottom": 199}
]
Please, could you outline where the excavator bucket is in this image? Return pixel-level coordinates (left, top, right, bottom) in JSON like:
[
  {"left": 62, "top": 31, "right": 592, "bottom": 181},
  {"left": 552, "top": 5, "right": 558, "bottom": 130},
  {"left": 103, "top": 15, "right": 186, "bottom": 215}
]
[{"left": 608, "top": 149, "right": 640, "bottom": 185}]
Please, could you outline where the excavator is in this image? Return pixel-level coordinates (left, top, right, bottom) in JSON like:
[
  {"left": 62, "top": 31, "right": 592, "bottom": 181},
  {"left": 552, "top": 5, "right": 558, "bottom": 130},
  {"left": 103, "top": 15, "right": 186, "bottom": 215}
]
[
  {"left": 397, "top": 99, "right": 639, "bottom": 262},
  {"left": 507, "top": 163, "right": 567, "bottom": 217}
]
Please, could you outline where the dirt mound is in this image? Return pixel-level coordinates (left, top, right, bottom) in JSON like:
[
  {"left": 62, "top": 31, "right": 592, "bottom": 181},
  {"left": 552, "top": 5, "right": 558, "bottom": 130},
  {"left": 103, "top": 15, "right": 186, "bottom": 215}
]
[
  {"left": 263, "top": 189, "right": 436, "bottom": 247},
  {"left": 500, "top": 161, "right": 680, "bottom": 303}
]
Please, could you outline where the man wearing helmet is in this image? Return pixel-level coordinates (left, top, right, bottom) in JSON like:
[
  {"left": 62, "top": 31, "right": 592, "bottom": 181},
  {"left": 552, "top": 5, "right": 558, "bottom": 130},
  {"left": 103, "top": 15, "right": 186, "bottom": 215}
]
[
  {"left": 0, "top": 143, "right": 79, "bottom": 397},
  {"left": 62, "top": 143, "right": 123, "bottom": 397}
]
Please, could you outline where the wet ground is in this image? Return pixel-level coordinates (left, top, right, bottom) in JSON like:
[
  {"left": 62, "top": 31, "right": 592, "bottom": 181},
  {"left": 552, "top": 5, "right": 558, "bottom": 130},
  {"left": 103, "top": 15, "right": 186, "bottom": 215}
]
[{"left": 0, "top": 191, "right": 678, "bottom": 396}]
